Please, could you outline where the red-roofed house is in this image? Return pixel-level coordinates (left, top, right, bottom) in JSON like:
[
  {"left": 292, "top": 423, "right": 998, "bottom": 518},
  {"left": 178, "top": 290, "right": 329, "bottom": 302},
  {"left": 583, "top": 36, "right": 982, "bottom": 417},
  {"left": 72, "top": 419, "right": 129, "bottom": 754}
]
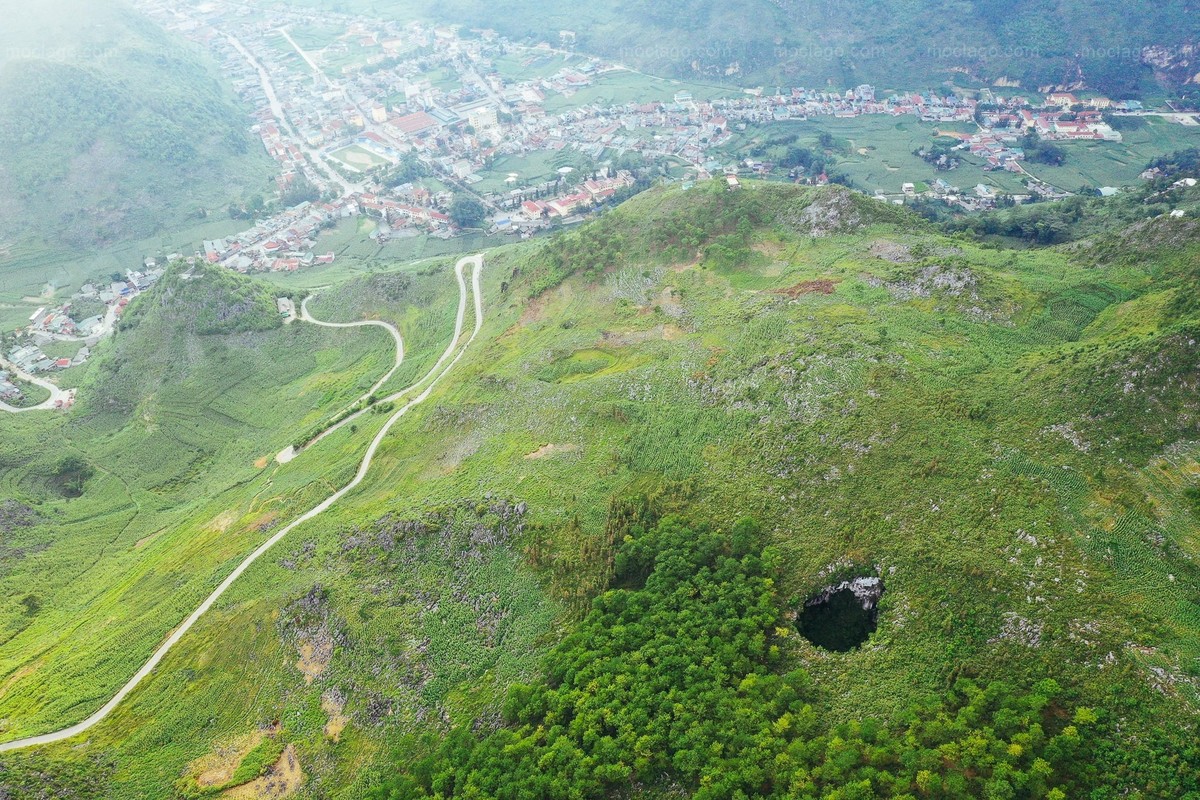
[
  {"left": 548, "top": 191, "right": 592, "bottom": 216},
  {"left": 521, "top": 200, "right": 549, "bottom": 218},
  {"left": 390, "top": 111, "right": 439, "bottom": 136}
]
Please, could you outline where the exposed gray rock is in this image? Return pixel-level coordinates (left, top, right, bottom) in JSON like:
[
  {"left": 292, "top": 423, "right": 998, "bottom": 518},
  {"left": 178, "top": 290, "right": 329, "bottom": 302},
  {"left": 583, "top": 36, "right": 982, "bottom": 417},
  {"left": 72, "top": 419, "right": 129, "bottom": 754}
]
[{"left": 806, "top": 576, "right": 884, "bottom": 611}]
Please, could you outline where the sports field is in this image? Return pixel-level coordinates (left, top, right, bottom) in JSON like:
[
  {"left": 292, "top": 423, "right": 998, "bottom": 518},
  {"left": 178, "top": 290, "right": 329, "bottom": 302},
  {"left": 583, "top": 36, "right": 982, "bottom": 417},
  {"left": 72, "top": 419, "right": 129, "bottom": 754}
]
[{"left": 329, "top": 144, "right": 392, "bottom": 171}]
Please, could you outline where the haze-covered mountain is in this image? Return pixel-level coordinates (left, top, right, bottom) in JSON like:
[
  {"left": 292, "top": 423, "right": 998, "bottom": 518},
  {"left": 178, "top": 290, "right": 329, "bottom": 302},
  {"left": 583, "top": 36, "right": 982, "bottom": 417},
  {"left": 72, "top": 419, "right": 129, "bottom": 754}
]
[
  {"left": 305, "top": 0, "right": 1200, "bottom": 95},
  {"left": 0, "top": 0, "right": 273, "bottom": 252}
]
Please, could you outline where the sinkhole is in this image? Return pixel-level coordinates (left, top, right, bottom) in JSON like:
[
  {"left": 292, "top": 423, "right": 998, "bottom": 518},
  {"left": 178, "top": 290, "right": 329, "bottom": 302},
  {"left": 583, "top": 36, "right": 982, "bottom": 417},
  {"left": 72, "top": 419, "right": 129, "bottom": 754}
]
[{"left": 797, "top": 576, "right": 883, "bottom": 652}]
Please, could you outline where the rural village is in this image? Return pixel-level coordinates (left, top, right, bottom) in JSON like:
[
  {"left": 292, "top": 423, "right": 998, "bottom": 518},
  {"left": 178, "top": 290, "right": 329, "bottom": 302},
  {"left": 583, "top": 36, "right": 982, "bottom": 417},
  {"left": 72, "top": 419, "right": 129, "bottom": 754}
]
[{"left": 119, "top": 0, "right": 1184, "bottom": 277}]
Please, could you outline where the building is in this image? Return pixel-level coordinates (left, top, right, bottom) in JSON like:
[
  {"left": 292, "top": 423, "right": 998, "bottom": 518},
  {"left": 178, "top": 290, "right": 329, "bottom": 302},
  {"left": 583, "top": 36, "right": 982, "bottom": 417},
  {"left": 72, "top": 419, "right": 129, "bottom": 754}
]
[{"left": 468, "top": 106, "right": 499, "bottom": 132}]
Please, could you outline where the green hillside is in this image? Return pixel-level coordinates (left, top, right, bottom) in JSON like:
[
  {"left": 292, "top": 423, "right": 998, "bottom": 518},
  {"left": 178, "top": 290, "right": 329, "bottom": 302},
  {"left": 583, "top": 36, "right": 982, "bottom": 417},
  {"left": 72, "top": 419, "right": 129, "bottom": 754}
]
[
  {"left": 0, "top": 258, "right": 459, "bottom": 747},
  {"left": 0, "top": 0, "right": 274, "bottom": 296},
  {"left": 1, "top": 183, "right": 1200, "bottom": 797},
  {"left": 299, "top": 0, "right": 1195, "bottom": 95}
]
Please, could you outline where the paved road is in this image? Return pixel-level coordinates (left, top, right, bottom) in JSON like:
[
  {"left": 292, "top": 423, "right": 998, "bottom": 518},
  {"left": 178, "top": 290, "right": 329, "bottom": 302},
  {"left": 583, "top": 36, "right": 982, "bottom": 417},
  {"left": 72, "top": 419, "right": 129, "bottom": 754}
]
[
  {"left": 300, "top": 296, "right": 406, "bottom": 406},
  {"left": 0, "top": 254, "right": 484, "bottom": 753},
  {"left": 276, "top": 259, "right": 472, "bottom": 463},
  {"left": 276, "top": 27, "right": 333, "bottom": 89},
  {"left": 223, "top": 31, "right": 361, "bottom": 196},
  {"left": 0, "top": 356, "right": 73, "bottom": 413}
]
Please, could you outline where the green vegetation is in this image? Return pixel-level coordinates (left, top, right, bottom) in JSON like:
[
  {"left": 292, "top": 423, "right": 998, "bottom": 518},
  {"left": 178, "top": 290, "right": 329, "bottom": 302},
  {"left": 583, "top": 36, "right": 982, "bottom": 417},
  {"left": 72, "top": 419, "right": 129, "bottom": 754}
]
[
  {"left": 2, "top": 181, "right": 1200, "bottom": 798},
  {"left": 0, "top": 255, "right": 459, "bottom": 745},
  {"left": 1145, "top": 147, "right": 1200, "bottom": 179},
  {"left": 1, "top": 377, "right": 51, "bottom": 410},
  {"left": 1020, "top": 132, "right": 1067, "bottom": 167},
  {"left": 0, "top": 0, "right": 274, "bottom": 299},
  {"left": 949, "top": 157, "right": 1200, "bottom": 243},
  {"left": 122, "top": 262, "right": 282, "bottom": 337},
  {"left": 534, "top": 349, "right": 620, "bottom": 383},
  {"left": 67, "top": 297, "right": 107, "bottom": 325},
  {"left": 0, "top": 0, "right": 274, "bottom": 319},
  {"left": 381, "top": 154, "right": 431, "bottom": 188},
  {"left": 376, "top": 516, "right": 1102, "bottom": 800},
  {"left": 448, "top": 195, "right": 487, "bottom": 229},
  {"left": 716, "top": 116, "right": 1200, "bottom": 200}
]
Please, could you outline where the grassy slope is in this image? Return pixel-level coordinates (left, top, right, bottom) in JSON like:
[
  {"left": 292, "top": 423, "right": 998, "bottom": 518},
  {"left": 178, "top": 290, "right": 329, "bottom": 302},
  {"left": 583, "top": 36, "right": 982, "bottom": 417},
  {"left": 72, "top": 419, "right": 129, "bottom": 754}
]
[
  {"left": 0, "top": 259, "right": 464, "bottom": 745},
  {"left": 1, "top": 183, "right": 1199, "bottom": 796},
  {"left": 0, "top": 0, "right": 275, "bottom": 300}
]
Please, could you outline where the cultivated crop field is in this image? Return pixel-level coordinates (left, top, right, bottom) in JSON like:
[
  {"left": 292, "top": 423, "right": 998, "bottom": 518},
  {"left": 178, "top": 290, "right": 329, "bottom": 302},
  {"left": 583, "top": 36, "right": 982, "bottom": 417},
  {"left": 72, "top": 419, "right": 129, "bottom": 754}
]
[{"left": 727, "top": 115, "right": 1200, "bottom": 196}]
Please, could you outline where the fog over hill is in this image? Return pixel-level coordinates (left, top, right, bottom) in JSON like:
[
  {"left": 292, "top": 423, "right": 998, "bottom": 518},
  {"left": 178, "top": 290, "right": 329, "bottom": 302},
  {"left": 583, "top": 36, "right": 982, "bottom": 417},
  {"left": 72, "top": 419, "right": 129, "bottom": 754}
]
[{"left": 0, "top": 0, "right": 273, "bottom": 252}]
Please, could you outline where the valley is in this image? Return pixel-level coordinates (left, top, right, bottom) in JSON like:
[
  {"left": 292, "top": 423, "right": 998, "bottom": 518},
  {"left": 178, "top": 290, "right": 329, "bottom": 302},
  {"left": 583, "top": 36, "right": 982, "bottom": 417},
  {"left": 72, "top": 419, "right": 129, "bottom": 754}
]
[{"left": 0, "top": 0, "right": 1199, "bottom": 797}]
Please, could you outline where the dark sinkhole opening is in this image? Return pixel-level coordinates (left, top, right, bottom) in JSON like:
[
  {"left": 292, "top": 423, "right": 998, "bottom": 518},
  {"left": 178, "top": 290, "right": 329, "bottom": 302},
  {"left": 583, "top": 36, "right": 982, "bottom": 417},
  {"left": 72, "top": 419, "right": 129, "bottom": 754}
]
[{"left": 797, "top": 577, "right": 883, "bottom": 652}]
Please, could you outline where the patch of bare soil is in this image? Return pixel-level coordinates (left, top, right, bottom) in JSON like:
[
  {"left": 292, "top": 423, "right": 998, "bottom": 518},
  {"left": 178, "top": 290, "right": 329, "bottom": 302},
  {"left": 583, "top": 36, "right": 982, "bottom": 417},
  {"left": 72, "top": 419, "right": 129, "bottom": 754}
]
[
  {"left": 222, "top": 744, "right": 304, "bottom": 799},
  {"left": 752, "top": 240, "right": 787, "bottom": 258},
  {"left": 188, "top": 733, "right": 265, "bottom": 789},
  {"left": 207, "top": 510, "right": 237, "bottom": 534},
  {"left": 519, "top": 292, "right": 547, "bottom": 326},
  {"left": 322, "top": 690, "right": 349, "bottom": 742},
  {"left": 776, "top": 279, "right": 839, "bottom": 297},
  {"left": 868, "top": 240, "right": 913, "bottom": 263},
  {"left": 0, "top": 500, "right": 39, "bottom": 533},
  {"left": 134, "top": 529, "right": 166, "bottom": 549},
  {"left": 296, "top": 633, "right": 333, "bottom": 685},
  {"left": 525, "top": 443, "right": 579, "bottom": 460},
  {"left": 601, "top": 327, "right": 660, "bottom": 346}
]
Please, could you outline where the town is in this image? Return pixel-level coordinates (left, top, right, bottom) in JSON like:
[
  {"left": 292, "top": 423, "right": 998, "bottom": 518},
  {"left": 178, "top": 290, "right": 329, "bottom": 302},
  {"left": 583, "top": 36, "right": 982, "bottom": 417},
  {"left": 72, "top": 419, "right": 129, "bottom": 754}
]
[
  {"left": 5, "top": 0, "right": 1192, "bottom": 398},
  {"left": 121, "top": 0, "right": 1184, "bottom": 277}
]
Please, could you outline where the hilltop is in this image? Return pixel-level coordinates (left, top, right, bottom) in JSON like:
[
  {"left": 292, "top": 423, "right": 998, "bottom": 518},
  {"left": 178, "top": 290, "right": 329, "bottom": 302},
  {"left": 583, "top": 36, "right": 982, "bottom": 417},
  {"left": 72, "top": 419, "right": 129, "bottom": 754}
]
[
  {"left": 0, "top": 0, "right": 274, "bottom": 284},
  {"left": 0, "top": 182, "right": 1199, "bottom": 797}
]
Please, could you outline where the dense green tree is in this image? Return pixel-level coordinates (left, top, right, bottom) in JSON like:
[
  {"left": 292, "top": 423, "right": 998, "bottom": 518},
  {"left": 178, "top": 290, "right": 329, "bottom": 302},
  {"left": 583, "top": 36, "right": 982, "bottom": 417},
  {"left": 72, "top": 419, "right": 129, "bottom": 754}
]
[
  {"left": 280, "top": 178, "right": 321, "bottom": 208},
  {"left": 449, "top": 195, "right": 487, "bottom": 228},
  {"left": 372, "top": 516, "right": 1097, "bottom": 800},
  {"left": 382, "top": 154, "right": 429, "bottom": 187},
  {"left": 1020, "top": 133, "right": 1067, "bottom": 167}
]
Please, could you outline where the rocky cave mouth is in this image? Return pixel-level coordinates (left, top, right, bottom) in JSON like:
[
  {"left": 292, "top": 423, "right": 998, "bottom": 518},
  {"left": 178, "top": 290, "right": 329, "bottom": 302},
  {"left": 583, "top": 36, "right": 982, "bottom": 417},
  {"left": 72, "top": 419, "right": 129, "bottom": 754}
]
[{"left": 797, "top": 576, "right": 883, "bottom": 652}]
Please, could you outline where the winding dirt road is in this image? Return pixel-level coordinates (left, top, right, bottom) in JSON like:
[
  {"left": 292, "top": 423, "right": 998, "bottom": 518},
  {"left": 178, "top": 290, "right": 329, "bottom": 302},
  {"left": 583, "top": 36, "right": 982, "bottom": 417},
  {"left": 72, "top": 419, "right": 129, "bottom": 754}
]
[
  {"left": 0, "top": 254, "right": 484, "bottom": 753},
  {"left": 276, "top": 258, "right": 473, "bottom": 463},
  {"left": 300, "top": 296, "right": 406, "bottom": 406}
]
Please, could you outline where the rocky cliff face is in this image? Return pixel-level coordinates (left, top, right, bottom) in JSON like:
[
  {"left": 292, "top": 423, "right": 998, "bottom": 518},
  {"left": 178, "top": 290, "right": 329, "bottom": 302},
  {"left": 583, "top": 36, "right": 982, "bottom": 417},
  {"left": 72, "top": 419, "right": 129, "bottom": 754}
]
[{"left": 806, "top": 576, "right": 884, "bottom": 612}]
